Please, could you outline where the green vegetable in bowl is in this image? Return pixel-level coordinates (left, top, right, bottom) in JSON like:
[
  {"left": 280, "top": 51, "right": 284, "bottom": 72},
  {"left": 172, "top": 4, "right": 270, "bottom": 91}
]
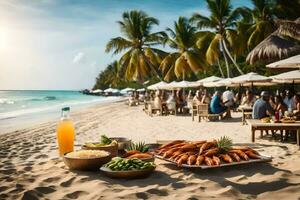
[
  {"left": 85, "top": 135, "right": 117, "bottom": 147},
  {"left": 101, "top": 135, "right": 112, "bottom": 145},
  {"left": 104, "top": 157, "right": 155, "bottom": 171}
]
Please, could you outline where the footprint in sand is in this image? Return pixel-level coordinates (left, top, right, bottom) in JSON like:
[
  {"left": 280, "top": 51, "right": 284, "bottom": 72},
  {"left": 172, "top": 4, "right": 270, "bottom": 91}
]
[
  {"left": 21, "top": 190, "right": 43, "bottom": 200},
  {"left": 136, "top": 192, "right": 148, "bottom": 199},
  {"left": 0, "top": 186, "right": 8, "bottom": 192},
  {"left": 146, "top": 188, "right": 168, "bottom": 196},
  {"left": 43, "top": 176, "right": 61, "bottom": 183},
  {"left": 60, "top": 177, "right": 76, "bottom": 187},
  {"left": 0, "top": 194, "right": 9, "bottom": 199},
  {"left": 34, "top": 154, "right": 48, "bottom": 159},
  {"left": 23, "top": 166, "right": 32, "bottom": 171},
  {"left": 34, "top": 186, "right": 56, "bottom": 194},
  {"left": 64, "top": 191, "right": 88, "bottom": 199}
]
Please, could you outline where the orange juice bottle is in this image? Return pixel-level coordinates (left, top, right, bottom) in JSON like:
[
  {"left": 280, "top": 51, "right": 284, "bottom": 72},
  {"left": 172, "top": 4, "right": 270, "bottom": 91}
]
[{"left": 57, "top": 107, "right": 75, "bottom": 156}]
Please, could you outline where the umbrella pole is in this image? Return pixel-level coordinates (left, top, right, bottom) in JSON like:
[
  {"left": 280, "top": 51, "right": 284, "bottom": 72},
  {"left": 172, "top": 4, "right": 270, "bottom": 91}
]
[{"left": 293, "top": 80, "right": 295, "bottom": 94}]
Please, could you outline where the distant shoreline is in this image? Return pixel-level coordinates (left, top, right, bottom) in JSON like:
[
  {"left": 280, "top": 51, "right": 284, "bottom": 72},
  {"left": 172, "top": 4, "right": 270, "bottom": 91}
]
[{"left": 0, "top": 96, "right": 126, "bottom": 135}]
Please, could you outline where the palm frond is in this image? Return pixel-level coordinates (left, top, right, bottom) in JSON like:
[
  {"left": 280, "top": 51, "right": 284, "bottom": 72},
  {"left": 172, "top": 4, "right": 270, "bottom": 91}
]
[
  {"left": 105, "top": 37, "right": 132, "bottom": 55},
  {"left": 206, "top": 34, "right": 221, "bottom": 65}
]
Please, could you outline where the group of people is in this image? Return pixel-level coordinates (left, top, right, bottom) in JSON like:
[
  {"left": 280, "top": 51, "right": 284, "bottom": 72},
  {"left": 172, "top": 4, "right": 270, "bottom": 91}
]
[
  {"left": 252, "top": 90, "right": 300, "bottom": 120},
  {"left": 141, "top": 88, "right": 257, "bottom": 116},
  {"left": 129, "top": 88, "right": 300, "bottom": 121}
]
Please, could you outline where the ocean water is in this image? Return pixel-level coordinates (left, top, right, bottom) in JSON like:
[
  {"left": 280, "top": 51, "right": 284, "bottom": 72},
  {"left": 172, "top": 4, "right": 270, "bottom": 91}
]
[{"left": 0, "top": 90, "right": 121, "bottom": 133}]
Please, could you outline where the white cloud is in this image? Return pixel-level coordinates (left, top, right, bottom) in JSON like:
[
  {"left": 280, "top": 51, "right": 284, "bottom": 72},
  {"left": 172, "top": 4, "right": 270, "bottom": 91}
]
[{"left": 72, "top": 52, "right": 86, "bottom": 64}]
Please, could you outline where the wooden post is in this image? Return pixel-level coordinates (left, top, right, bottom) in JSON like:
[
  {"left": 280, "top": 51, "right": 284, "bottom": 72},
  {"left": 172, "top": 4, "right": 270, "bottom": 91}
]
[
  {"left": 297, "top": 129, "right": 300, "bottom": 146},
  {"left": 251, "top": 126, "right": 255, "bottom": 142}
]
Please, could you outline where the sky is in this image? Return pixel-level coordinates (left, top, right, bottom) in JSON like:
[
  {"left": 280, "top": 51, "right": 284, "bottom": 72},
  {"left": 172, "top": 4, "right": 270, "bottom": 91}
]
[{"left": 0, "top": 0, "right": 252, "bottom": 90}]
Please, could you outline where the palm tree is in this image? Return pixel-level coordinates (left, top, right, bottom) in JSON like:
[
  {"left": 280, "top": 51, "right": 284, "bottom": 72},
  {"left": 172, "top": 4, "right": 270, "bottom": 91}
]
[
  {"left": 94, "top": 61, "right": 121, "bottom": 89},
  {"left": 105, "top": 10, "right": 167, "bottom": 82},
  {"left": 246, "top": 0, "right": 277, "bottom": 49},
  {"left": 191, "top": 0, "right": 246, "bottom": 77},
  {"left": 160, "top": 17, "right": 206, "bottom": 82}
]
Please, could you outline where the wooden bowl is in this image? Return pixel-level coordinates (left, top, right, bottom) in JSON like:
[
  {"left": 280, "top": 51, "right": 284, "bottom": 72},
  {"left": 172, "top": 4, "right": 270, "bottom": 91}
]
[
  {"left": 100, "top": 166, "right": 155, "bottom": 179},
  {"left": 109, "top": 137, "right": 131, "bottom": 150},
  {"left": 63, "top": 152, "right": 111, "bottom": 171},
  {"left": 82, "top": 143, "right": 118, "bottom": 157}
]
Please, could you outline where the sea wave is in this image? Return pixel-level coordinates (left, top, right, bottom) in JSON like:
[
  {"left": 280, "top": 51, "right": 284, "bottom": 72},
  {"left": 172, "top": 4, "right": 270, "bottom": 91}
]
[
  {"left": 0, "top": 96, "right": 58, "bottom": 104},
  {"left": 0, "top": 96, "right": 121, "bottom": 120},
  {"left": 0, "top": 98, "right": 15, "bottom": 104}
]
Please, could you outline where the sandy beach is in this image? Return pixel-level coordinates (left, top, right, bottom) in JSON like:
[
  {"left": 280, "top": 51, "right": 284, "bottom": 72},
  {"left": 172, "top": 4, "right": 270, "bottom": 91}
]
[{"left": 1, "top": 101, "right": 300, "bottom": 200}]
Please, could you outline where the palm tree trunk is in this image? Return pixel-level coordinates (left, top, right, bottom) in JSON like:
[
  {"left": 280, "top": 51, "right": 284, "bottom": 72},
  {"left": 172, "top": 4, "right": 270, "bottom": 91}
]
[
  {"left": 142, "top": 53, "right": 162, "bottom": 81},
  {"left": 221, "top": 38, "right": 244, "bottom": 75},
  {"left": 219, "top": 40, "right": 231, "bottom": 78},
  {"left": 217, "top": 59, "right": 225, "bottom": 78}
]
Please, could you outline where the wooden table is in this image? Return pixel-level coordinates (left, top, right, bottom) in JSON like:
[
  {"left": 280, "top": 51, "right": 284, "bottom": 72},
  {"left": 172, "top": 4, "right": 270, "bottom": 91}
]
[
  {"left": 237, "top": 106, "right": 253, "bottom": 125},
  {"left": 246, "top": 119, "right": 300, "bottom": 146}
]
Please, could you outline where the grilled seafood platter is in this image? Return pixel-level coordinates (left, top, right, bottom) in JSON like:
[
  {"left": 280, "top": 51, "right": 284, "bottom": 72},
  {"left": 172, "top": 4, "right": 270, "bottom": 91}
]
[{"left": 155, "top": 137, "right": 268, "bottom": 167}]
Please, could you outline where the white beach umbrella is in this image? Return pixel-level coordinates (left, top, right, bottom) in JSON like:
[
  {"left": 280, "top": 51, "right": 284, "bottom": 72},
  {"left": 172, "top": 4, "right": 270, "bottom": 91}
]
[
  {"left": 120, "top": 88, "right": 134, "bottom": 93},
  {"left": 215, "top": 78, "right": 238, "bottom": 87},
  {"left": 111, "top": 89, "right": 120, "bottom": 93},
  {"left": 267, "top": 54, "right": 300, "bottom": 69},
  {"left": 203, "top": 81, "right": 218, "bottom": 87},
  {"left": 231, "top": 72, "right": 272, "bottom": 84},
  {"left": 197, "top": 76, "right": 223, "bottom": 85},
  {"left": 147, "top": 81, "right": 168, "bottom": 90},
  {"left": 92, "top": 89, "right": 103, "bottom": 93},
  {"left": 271, "top": 70, "right": 300, "bottom": 83},
  {"left": 137, "top": 88, "right": 145, "bottom": 92},
  {"left": 104, "top": 88, "right": 113, "bottom": 93},
  {"left": 171, "top": 81, "right": 196, "bottom": 89}
]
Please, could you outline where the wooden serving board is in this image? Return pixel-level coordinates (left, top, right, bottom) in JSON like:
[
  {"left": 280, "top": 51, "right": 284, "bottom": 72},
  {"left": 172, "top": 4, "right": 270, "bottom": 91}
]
[{"left": 155, "top": 154, "right": 272, "bottom": 169}]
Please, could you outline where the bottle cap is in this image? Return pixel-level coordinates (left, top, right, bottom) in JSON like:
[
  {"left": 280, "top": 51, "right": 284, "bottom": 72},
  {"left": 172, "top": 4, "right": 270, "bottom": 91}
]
[{"left": 62, "top": 107, "right": 70, "bottom": 111}]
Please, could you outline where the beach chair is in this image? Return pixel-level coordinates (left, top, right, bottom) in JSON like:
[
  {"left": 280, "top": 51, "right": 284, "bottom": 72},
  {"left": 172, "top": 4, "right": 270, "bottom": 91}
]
[
  {"left": 193, "top": 104, "right": 222, "bottom": 122},
  {"left": 147, "top": 101, "right": 163, "bottom": 117},
  {"left": 166, "top": 102, "right": 177, "bottom": 115}
]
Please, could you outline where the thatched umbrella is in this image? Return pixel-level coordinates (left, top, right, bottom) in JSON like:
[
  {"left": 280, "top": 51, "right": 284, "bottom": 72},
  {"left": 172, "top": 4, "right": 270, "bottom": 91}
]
[
  {"left": 246, "top": 34, "right": 300, "bottom": 65},
  {"left": 276, "top": 18, "right": 300, "bottom": 41}
]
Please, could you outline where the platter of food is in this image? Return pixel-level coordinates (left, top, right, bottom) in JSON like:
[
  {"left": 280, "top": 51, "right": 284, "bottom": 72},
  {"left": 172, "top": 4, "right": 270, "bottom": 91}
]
[
  {"left": 100, "top": 157, "right": 156, "bottom": 179},
  {"left": 154, "top": 137, "right": 272, "bottom": 169},
  {"left": 281, "top": 118, "right": 296, "bottom": 123}
]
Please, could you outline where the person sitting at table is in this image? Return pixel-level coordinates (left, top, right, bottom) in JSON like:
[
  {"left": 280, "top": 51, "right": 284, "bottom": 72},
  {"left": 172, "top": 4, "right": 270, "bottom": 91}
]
[
  {"left": 284, "top": 90, "right": 295, "bottom": 111},
  {"left": 271, "top": 95, "right": 287, "bottom": 117},
  {"left": 293, "top": 94, "right": 300, "bottom": 118},
  {"left": 252, "top": 91, "right": 274, "bottom": 119},
  {"left": 241, "top": 90, "right": 255, "bottom": 107},
  {"left": 201, "top": 89, "right": 211, "bottom": 104},
  {"left": 187, "top": 90, "right": 194, "bottom": 100},
  {"left": 210, "top": 91, "right": 230, "bottom": 118},
  {"left": 234, "top": 91, "right": 243, "bottom": 108},
  {"left": 153, "top": 90, "right": 162, "bottom": 108},
  {"left": 176, "top": 90, "right": 186, "bottom": 113},
  {"left": 193, "top": 90, "right": 202, "bottom": 105},
  {"left": 166, "top": 90, "right": 176, "bottom": 113},
  {"left": 186, "top": 90, "right": 194, "bottom": 109}
]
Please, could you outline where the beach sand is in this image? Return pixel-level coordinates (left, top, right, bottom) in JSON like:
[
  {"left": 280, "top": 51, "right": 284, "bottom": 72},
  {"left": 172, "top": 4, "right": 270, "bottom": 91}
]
[{"left": 1, "top": 101, "right": 300, "bottom": 200}]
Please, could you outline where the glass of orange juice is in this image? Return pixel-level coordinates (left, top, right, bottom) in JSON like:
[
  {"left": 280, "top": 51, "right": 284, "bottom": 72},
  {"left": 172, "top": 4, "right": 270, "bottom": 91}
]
[{"left": 57, "top": 107, "right": 75, "bottom": 156}]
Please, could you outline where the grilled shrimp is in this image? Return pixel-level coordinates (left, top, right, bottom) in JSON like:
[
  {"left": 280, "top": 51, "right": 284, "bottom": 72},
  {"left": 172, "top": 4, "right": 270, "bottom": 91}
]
[{"left": 195, "top": 155, "right": 205, "bottom": 166}]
